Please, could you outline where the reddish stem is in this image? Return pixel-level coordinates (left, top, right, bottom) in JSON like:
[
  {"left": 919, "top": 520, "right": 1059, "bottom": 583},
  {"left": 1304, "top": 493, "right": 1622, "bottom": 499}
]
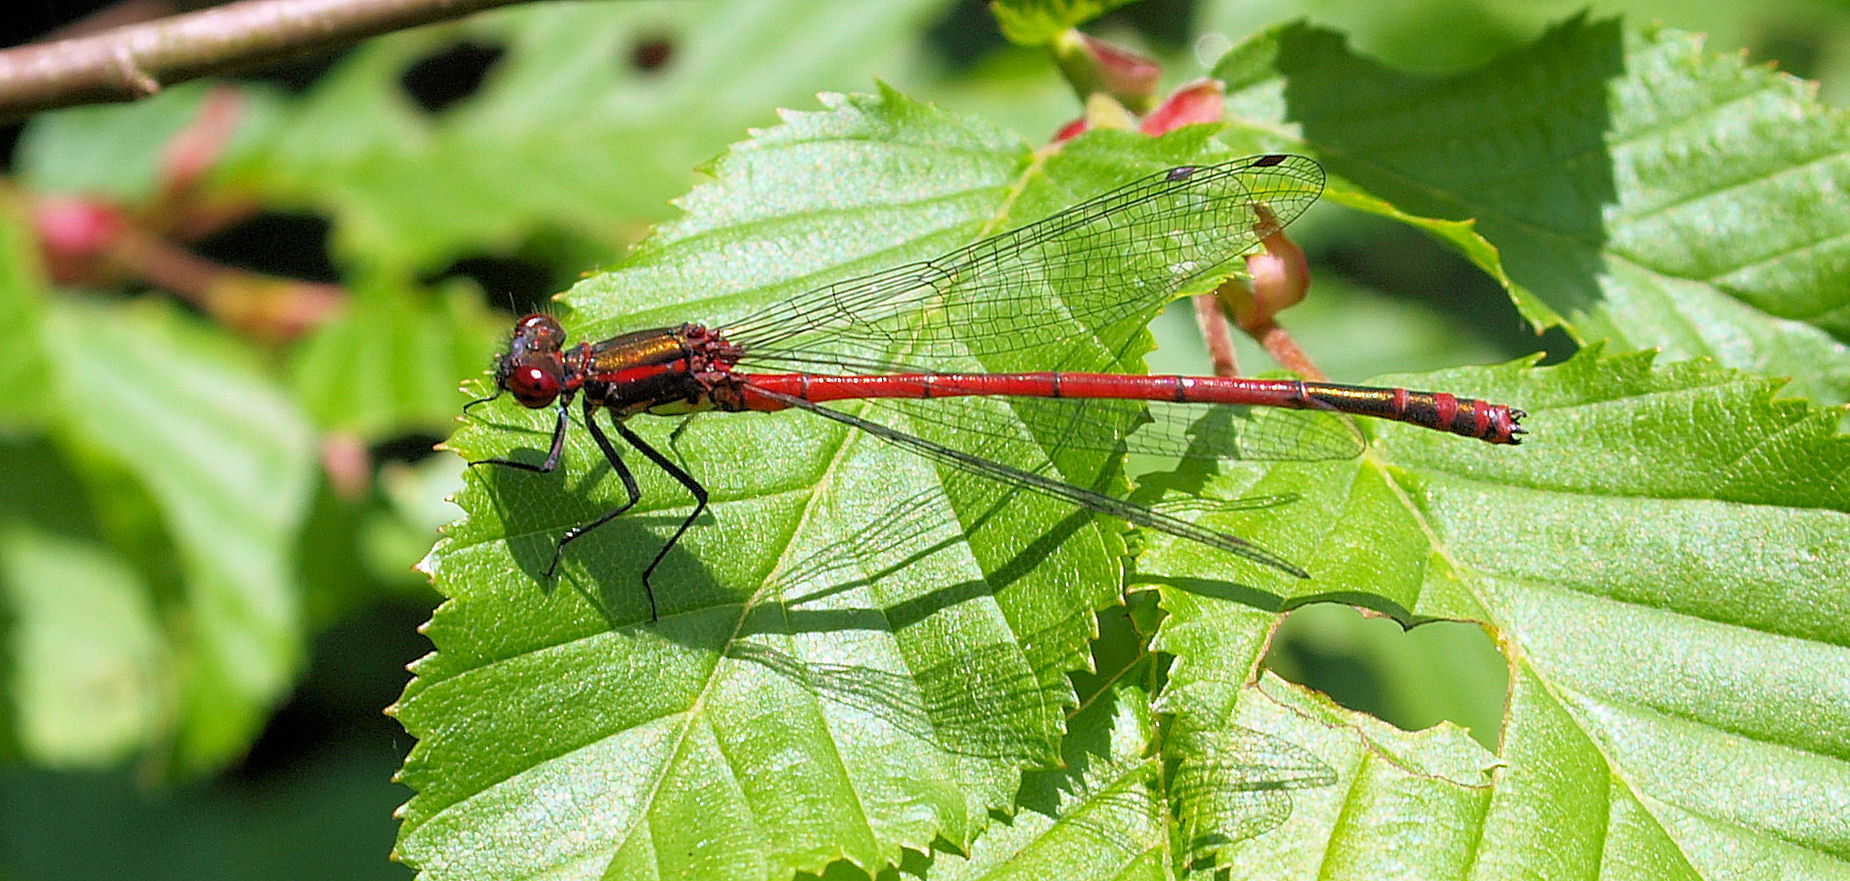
[
  {"left": 1192, "top": 292, "right": 1241, "bottom": 378},
  {"left": 108, "top": 223, "right": 347, "bottom": 341},
  {"left": 1250, "top": 320, "right": 1326, "bottom": 382}
]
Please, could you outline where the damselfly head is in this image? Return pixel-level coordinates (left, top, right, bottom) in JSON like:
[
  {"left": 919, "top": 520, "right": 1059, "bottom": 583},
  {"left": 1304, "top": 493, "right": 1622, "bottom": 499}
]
[{"left": 495, "top": 313, "right": 570, "bottom": 408}]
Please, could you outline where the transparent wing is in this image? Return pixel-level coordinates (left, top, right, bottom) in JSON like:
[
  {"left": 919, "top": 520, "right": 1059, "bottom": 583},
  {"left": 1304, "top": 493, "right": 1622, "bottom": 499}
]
[{"left": 721, "top": 155, "right": 1324, "bottom": 371}]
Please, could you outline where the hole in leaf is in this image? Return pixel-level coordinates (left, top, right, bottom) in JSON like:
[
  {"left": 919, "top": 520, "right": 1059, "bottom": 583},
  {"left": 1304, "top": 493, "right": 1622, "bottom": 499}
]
[
  {"left": 400, "top": 40, "right": 505, "bottom": 113},
  {"left": 429, "top": 253, "right": 558, "bottom": 316},
  {"left": 192, "top": 211, "right": 339, "bottom": 283},
  {"left": 372, "top": 433, "right": 445, "bottom": 465},
  {"left": 1318, "top": 212, "right": 1566, "bottom": 362},
  {"left": 1264, "top": 603, "right": 1509, "bottom": 750}
]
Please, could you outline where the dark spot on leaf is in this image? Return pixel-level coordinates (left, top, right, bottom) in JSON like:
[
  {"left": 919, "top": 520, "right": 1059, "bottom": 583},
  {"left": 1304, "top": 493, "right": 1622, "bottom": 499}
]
[{"left": 630, "top": 35, "right": 675, "bottom": 72}]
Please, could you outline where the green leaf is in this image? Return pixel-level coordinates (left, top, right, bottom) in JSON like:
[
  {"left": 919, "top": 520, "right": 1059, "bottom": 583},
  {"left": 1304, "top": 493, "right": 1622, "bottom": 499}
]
[
  {"left": 1141, "top": 348, "right": 1850, "bottom": 879},
  {"left": 990, "top": 0, "right": 1142, "bottom": 46},
  {"left": 399, "top": 88, "right": 1339, "bottom": 879},
  {"left": 905, "top": 659, "right": 1495, "bottom": 880},
  {"left": 0, "top": 193, "right": 320, "bottom": 772},
  {"left": 1214, "top": 18, "right": 1850, "bottom": 404}
]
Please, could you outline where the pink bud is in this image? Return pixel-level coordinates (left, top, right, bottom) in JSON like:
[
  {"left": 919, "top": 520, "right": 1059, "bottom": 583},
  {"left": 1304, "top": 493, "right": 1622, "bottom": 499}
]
[
  {"left": 34, "top": 197, "right": 124, "bottom": 258},
  {"left": 1077, "top": 33, "right": 1160, "bottom": 106},
  {"left": 1140, "top": 78, "right": 1225, "bottom": 135},
  {"left": 1052, "top": 116, "right": 1090, "bottom": 143}
]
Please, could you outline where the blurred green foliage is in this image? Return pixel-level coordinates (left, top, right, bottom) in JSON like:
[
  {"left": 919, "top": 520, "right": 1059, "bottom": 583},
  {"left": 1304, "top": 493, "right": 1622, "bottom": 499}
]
[{"left": 0, "top": 0, "right": 1846, "bottom": 879}]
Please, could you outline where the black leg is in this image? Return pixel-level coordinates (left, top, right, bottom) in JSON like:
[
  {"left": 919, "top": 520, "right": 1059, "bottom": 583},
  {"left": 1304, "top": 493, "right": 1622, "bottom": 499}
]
[
  {"left": 613, "top": 419, "right": 708, "bottom": 621},
  {"left": 556, "top": 399, "right": 645, "bottom": 582},
  {"left": 469, "top": 397, "right": 707, "bottom": 624},
  {"left": 667, "top": 413, "right": 697, "bottom": 450},
  {"left": 470, "top": 398, "right": 572, "bottom": 473},
  {"left": 665, "top": 414, "right": 699, "bottom": 470}
]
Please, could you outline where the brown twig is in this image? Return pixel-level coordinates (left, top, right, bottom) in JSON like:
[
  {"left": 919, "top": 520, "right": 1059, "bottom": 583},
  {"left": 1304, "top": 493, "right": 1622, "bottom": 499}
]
[
  {"left": 43, "top": 1, "right": 191, "bottom": 41},
  {"left": 0, "top": 0, "right": 535, "bottom": 120}
]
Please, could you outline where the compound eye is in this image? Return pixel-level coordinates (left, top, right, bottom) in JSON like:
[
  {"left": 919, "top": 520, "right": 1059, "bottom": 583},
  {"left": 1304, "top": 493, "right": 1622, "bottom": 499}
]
[
  {"left": 506, "top": 364, "right": 561, "bottom": 407},
  {"left": 512, "top": 313, "right": 565, "bottom": 351}
]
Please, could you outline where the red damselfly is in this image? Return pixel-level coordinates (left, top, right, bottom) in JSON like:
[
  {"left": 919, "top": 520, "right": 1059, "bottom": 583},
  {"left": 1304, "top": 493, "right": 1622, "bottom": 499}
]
[{"left": 466, "top": 154, "right": 1524, "bottom": 620}]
